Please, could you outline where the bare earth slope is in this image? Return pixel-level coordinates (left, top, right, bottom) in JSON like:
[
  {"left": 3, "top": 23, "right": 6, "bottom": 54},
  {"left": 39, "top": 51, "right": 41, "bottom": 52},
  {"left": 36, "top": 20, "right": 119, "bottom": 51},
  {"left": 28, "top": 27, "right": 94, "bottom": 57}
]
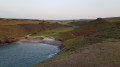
[{"left": 34, "top": 42, "right": 120, "bottom": 67}]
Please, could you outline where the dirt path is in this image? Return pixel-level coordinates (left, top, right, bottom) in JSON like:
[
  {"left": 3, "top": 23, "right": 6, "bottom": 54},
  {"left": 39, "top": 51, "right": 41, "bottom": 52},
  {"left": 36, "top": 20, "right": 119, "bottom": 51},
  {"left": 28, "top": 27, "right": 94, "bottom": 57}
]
[{"left": 33, "top": 42, "right": 120, "bottom": 67}]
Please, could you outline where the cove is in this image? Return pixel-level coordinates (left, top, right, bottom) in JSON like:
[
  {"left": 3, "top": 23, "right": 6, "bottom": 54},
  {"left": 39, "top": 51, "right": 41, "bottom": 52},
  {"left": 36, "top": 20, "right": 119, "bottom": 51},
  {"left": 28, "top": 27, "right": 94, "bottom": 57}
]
[{"left": 0, "top": 40, "right": 60, "bottom": 67}]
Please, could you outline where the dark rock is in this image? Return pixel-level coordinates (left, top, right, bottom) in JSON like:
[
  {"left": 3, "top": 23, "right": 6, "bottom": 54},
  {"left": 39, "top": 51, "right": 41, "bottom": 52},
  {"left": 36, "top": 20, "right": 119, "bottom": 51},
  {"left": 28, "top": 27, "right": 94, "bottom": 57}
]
[
  {"left": 0, "top": 37, "right": 17, "bottom": 44},
  {"left": 0, "top": 39, "right": 6, "bottom": 44},
  {"left": 6, "top": 38, "right": 17, "bottom": 43}
]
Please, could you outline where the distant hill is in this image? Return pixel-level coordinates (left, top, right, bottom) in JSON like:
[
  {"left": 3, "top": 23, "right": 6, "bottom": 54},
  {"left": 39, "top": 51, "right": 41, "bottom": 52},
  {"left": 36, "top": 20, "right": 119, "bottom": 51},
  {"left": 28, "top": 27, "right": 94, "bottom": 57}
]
[
  {"left": 103, "top": 17, "right": 120, "bottom": 22},
  {"left": 18, "top": 23, "right": 64, "bottom": 33},
  {"left": 58, "top": 17, "right": 120, "bottom": 41},
  {"left": 0, "top": 18, "right": 57, "bottom": 25},
  {"left": 69, "top": 20, "right": 91, "bottom": 26}
]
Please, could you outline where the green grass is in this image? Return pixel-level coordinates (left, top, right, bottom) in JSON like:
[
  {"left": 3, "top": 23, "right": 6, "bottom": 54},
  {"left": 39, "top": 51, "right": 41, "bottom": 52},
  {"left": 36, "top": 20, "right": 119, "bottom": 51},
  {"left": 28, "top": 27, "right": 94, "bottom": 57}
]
[
  {"left": 32, "top": 27, "right": 75, "bottom": 38},
  {"left": 0, "top": 25, "right": 28, "bottom": 38},
  {"left": 56, "top": 20, "right": 73, "bottom": 25},
  {"left": 61, "top": 36, "right": 103, "bottom": 54},
  {"left": 104, "top": 17, "right": 120, "bottom": 22},
  {"left": 0, "top": 18, "right": 56, "bottom": 25},
  {"left": 58, "top": 20, "right": 93, "bottom": 25},
  {"left": 90, "top": 23, "right": 120, "bottom": 39},
  {"left": 60, "top": 21, "right": 72, "bottom": 24},
  {"left": 0, "top": 18, "right": 65, "bottom": 40}
]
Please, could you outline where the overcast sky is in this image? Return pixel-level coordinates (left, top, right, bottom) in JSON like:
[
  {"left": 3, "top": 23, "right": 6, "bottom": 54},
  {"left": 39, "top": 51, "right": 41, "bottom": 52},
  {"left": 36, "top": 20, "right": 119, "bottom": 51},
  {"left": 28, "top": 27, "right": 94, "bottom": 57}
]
[{"left": 0, "top": 0, "right": 120, "bottom": 20}]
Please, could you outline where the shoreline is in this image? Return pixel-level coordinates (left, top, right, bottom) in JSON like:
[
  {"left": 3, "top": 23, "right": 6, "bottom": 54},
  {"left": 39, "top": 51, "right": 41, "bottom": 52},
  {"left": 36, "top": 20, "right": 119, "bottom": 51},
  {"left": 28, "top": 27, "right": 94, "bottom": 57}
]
[
  {"left": 0, "top": 37, "right": 25, "bottom": 45},
  {"left": 23, "top": 36, "right": 62, "bottom": 48},
  {"left": 0, "top": 35, "right": 62, "bottom": 49}
]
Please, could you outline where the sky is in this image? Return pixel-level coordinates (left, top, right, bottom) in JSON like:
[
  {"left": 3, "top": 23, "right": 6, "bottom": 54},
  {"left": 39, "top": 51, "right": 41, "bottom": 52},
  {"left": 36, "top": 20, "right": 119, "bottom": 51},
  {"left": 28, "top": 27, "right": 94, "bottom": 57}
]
[{"left": 0, "top": 0, "right": 120, "bottom": 20}]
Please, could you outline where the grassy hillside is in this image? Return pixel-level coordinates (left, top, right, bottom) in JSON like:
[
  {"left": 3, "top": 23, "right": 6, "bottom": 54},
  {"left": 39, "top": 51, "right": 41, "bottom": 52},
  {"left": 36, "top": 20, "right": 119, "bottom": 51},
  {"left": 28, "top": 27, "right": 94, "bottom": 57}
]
[
  {"left": 56, "top": 18, "right": 120, "bottom": 53},
  {"left": 0, "top": 25, "right": 27, "bottom": 38},
  {"left": 0, "top": 18, "right": 57, "bottom": 25},
  {"left": 0, "top": 18, "right": 39, "bottom": 25},
  {"left": 33, "top": 17, "right": 120, "bottom": 67},
  {"left": 32, "top": 27, "right": 74, "bottom": 37},
  {"left": 56, "top": 19, "right": 93, "bottom": 26},
  {"left": 104, "top": 17, "right": 120, "bottom": 22},
  {"left": 0, "top": 18, "right": 65, "bottom": 44}
]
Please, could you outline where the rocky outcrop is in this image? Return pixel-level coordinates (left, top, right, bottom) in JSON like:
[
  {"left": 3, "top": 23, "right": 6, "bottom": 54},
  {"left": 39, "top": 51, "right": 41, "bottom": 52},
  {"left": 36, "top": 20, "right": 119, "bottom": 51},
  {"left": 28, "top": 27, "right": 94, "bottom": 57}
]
[
  {"left": 0, "top": 39, "right": 6, "bottom": 44},
  {"left": 0, "top": 37, "right": 18, "bottom": 44},
  {"left": 6, "top": 38, "right": 17, "bottom": 43}
]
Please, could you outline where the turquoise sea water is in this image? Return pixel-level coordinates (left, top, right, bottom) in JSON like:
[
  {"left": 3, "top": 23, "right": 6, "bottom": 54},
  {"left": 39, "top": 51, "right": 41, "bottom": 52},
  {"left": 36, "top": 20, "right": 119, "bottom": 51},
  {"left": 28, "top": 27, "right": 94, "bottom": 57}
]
[{"left": 0, "top": 41, "right": 60, "bottom": 67}]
